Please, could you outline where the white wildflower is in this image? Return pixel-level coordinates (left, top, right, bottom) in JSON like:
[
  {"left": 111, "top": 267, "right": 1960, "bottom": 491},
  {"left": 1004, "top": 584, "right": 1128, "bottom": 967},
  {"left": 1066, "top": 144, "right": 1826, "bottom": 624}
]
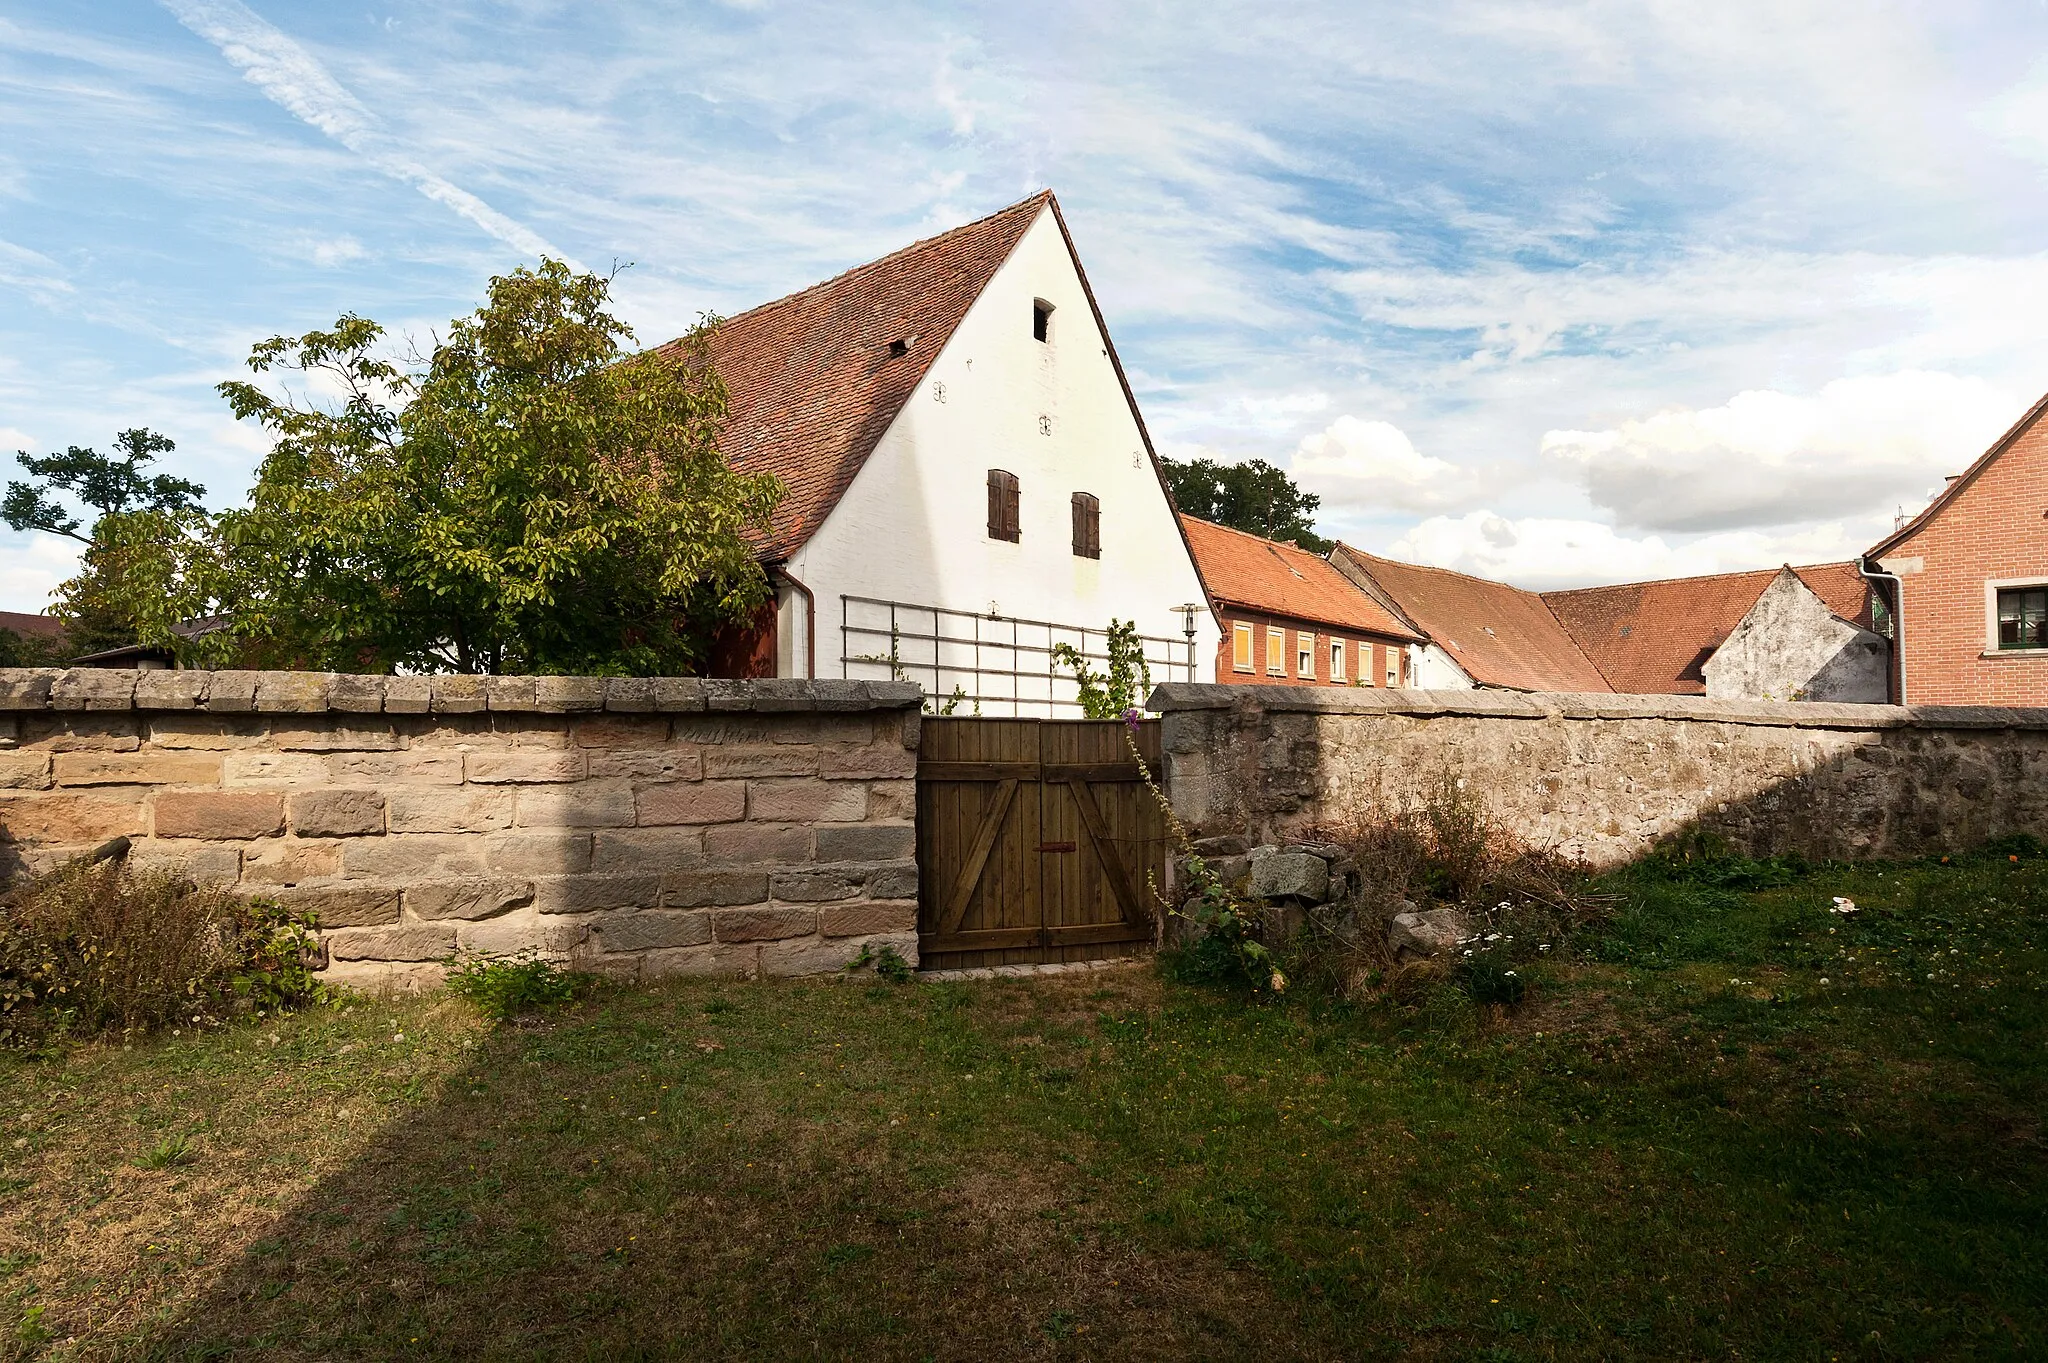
[{"left": 1831, "top": 897, "right": 1858, "bottom": 915}]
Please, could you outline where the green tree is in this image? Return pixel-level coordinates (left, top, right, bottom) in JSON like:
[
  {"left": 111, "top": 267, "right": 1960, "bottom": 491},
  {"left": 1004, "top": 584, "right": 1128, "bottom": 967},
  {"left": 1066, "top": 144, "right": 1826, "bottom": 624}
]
[
  {"left": 178, "top": 259, "right": 781, "bottom": 674},
  {"left": 1159, "top": 455, "right": 1330, "bottom": 553},
  {"left": 4, "top": 428, "right": 208, "bottom": 656}
]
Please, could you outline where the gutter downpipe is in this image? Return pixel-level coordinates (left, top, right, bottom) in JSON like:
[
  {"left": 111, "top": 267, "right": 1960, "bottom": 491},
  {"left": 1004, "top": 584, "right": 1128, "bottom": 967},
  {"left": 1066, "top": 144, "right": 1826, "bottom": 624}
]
[
  {"left": 1860, "top": 559, "right": 1906, "bottom": 706},
  {"left": 776, "top": 565, "right": 817, "bottom": 680}
]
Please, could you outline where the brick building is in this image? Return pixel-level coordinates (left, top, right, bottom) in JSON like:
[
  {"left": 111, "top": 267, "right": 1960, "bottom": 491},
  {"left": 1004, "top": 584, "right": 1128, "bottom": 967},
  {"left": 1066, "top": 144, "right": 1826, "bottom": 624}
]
[
  {"left": 1865, "top": 391, "right": 2048, "bottom": 705},
  {"left": 1180, "top": 516, "right": 1421, "bottom": 686}
]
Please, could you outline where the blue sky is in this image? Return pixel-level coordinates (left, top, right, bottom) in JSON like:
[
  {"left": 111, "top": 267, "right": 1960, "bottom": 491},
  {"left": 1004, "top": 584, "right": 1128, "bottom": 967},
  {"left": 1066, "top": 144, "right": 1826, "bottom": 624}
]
[{"left": 6, "top": 1, "right": 2048, "bottom": 610}]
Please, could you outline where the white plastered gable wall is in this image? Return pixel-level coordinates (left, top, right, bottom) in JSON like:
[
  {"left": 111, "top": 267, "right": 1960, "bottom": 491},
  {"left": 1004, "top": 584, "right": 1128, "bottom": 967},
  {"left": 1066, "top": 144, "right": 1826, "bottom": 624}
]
[
  {"left": 773, "top": 204, "right": 1219, "bottom": 707},
  {"left": 1703, "top": 568, "right": 1889, "bottom": 703}
]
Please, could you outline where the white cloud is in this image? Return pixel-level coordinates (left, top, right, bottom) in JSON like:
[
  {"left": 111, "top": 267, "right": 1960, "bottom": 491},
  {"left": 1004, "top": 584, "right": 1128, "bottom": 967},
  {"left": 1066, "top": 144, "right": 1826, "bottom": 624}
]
[
  {"left": 1290, "top": 415, "right": 1472, "bottom": 513},
  {"left": 1542, "top": 371, "right": 2017, "bottom": 533},
  {"left": 0, "top": 533, "right": 84, "bottom": 614},
  {"left": 1384, "top": 510, "right": 1867, "bottom": 591},
  {"left": 161, "top": 0, "right": 577, "bottom": 267}
]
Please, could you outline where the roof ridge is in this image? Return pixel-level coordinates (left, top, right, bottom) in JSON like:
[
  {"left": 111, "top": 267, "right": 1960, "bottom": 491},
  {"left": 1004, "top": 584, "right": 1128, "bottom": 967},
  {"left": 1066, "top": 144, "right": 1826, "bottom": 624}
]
[
  {"left": 1181, "top": 512, "right": 1324, "bottom": 557},
  {"left": 707, "top": 191, "right": 1053, "bottom": 334},
  {"left": 1867, "top": 384, "right": 2048, "bottom": 559},
  {"left": 1341, "top": 546, "right": 1547, "bottom": 596}
]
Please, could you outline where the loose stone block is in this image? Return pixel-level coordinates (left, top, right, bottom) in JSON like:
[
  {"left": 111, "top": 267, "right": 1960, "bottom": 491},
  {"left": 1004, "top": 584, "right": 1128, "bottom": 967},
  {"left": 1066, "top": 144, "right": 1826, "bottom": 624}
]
[
  {"left": 587, "top": 748, "right": 701, "bottom": 781},
  {"left": 0, "top": 753, "right": 51, "bottom": 790},
  {"left": 223, "top": 752, "right": 328, "bottom": 786},
  {"left": 484, "top": 675, "right": 538, "bottom": 711},
  {"left": 604, "top": 677, "right": 659, "bottom": 712},
  {"left": 51, "top": 670, "right": 136, "bottom": 711},
  {"left": 382, "top": 676, "right": 432, "bottom": 714},
  {"left": 713, "top": 907, "right": 816, "bottom": 942},
  {"left": 704, "top": 748, "right": 817, "bottom": 779},
  {"left": 571, "top": 715, "right": 670, "bottom": 748},
  {"left": 327, "top": 674, "right": 385, "bottom": 713},
  {"left": 533, "top": 676, "right": 607, "bottom": 713},
  {"left": 255, "top": 672, "right": 333, "bottom": 713},
  {"left": 515, "top": 785, "right": 637, "bottom": 828},
  {"left": 241, "top": 838, "right": 343, "bottom": 885},
  {"left": 820, "top": 901, "right": 919, "bottom": 937},
  {"left": 325, "top": 923, "right": 457, "bottom": 962},
  {"left": 0, "top": 792, "right": 147, "bottom": 843},
  {"left": 430, "top": 675, "right": 488, "bottom": 714},
  {"left": 635, "top": 781, "right": 745, "bottom": 826},
  {"left": 818, "top": 746, "right": 917, "bottom": 779},
  {"left": 661, "top": 868, "right": 770, "bottom": 908},
  {"left": 531, "top": 873, "right": 663, "bottom": 914},
  {"left": 865, "top": 862, "right": 919, "bottom": 900},
  {"left": 270, "top": 725, "right": 404, "bottom": 752},
  {"left": 0, "top": 670, "right": 58, "bottom": 710},
  {"left": 593, "top": 910, "right": 712, "bottom": 953},
  {"left": 203, "top": 671, "right": 260, "bottom": 713},
  {"left": 816, "top": 823, "right": 915, "bottom": 862},
  {"left": 134, "top": 671, "right": 208, "bottom": 710},
  {"left": 342, "top": 833, "right": 487, "bottom": 880},
  {"left": 288, "top": 788, "right": 386, "bottom": 838},
  {"left": 273, "top": 882, "right": 401, "bottom": 928},
  {"left": 326, "top": 751, "right": 464, "bottom": 785},
  {"left": 466, "top": 751, "right": 587, "bottom": 783},
  {"left": 590, "top": 827, "right": 702, "bottom": 874},
  {"left": 485, "top": 830, "right": 593, "bottom": 876},
  {"left": 407, "top": 878, "right": 534, "bottom": 921},
  {"left": 703, "top": 822, "right": 811, "bottom": 865},
  {"left": 53, "top": 751, "right": 223, "bottom": 787},
  {"left": 747, "top": 778, "right": 866, "bottom": 823},
  {"left": 153, "top": 790, "right": 283, "bottom": 840},
  {"left": 769, "top": 868, "right": 862, "bottom": 902},
  {"left": 386, "top": 788, "right": 515, "bottom": 834}
]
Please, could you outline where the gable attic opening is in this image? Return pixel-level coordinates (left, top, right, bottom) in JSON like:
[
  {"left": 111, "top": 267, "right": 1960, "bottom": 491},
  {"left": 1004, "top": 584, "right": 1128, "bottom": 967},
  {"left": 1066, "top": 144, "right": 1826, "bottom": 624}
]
[{"left": 1032, "top": 298, "right": 1054, "bottom": 342}]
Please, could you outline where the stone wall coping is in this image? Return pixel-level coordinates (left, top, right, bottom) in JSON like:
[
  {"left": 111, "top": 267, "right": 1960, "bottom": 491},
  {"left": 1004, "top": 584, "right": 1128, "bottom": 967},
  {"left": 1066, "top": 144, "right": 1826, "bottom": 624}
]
[
  {"left": 1145, "top": 682, "right": 2048, "bottom": 732},
  {"left": 0, "top": 669, "right": 925, "bottom": 716}
]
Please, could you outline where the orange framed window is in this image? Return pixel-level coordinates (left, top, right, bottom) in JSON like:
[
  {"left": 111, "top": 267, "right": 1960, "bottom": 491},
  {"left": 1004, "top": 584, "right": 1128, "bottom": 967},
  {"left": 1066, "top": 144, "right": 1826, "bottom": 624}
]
[{"left": 1232, "top": 622, "right": 1254, "bottom": 672}]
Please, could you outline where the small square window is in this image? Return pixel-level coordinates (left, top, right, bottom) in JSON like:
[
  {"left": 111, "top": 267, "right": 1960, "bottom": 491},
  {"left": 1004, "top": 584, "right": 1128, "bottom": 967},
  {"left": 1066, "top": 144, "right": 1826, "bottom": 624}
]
[
  {"left": 1232, "top": 622, "right": 1254, "bottom": 673},
  {"left": 1330, "top": 638, "right": 1346, "bottom": 682},
  {"left": 1265, "top": 628, "right": 1285, "bottom": 676},
  {"left": 1033, "top": 299, "right": 1053, "bottom": 342},
  {"left": 1998, "top": 586, "right": 2048, "bottom": 650}
]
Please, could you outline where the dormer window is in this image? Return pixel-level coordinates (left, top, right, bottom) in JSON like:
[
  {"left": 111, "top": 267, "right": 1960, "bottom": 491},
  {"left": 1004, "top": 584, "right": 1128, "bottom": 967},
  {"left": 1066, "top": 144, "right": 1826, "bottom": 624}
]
[
  {"left": 888, "top": 337, "right": 911, "bottom": 357},
  {"left": 1032, "top": 299, "right": 1053, "bottom": 343}
]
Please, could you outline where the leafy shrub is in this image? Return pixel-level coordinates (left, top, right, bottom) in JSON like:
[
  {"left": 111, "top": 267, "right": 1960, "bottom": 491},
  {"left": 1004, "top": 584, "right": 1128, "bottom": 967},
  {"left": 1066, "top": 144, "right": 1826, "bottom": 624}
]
[
  {"left": 847, "top": 942, "right": 914, "bottom": 983},
  {"left": 1982, "top": 833, "right": 2044, "bottom": 861},
  {"left": 0, "top": 858, "right": 321, "bottom": 1046},
  {"left": 443, "top": 949, "right": 577, "bottom": 1019},
  {"left": 1452, "top": 939, "right": 1527, "bottom": 1008},
  {"left": 1635, "top": 828, "right": 1811, "bottom": 890}
]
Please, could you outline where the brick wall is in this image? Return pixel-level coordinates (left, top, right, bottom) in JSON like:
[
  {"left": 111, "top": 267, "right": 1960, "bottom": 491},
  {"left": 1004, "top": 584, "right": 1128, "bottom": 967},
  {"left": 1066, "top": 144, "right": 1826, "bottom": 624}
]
[
  {"left": 1884, "top": 409, "right": 2048, "bottom": 704},
  {"left": 1153, "top": 683, "right": 2048, "bottom": 867},
  {"left": 1212, "top": 610, "right": 1409, "bottom": 688},
  {"left": 0, "top": 670, "right": 923, "bottom": 988}
]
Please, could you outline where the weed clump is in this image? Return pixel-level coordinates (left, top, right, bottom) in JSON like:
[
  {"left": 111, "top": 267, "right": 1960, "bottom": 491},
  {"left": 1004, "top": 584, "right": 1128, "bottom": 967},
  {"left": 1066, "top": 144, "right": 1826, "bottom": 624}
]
[
  {"left": 444, "top": 949, "right": 577, "bottom": 1020},
  {"left": 0, "top": 855, "right": 321, "bottom": 1047},
  {"left": 847, "top": 942, "right": 913, "bottom": 983}
]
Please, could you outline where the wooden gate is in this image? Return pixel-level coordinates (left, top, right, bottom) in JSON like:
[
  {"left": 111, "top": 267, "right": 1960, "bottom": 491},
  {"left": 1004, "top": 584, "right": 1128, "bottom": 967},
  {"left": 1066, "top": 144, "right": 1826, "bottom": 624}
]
[{"left": 916, "top": 718, "right": 1167, "bottom": 970}]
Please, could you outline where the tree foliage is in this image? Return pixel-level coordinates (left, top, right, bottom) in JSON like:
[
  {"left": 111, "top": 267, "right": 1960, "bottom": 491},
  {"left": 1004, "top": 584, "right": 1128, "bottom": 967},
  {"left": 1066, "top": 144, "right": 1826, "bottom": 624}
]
[
  {"left": 4, "top": 429, "right": 205, "bottom": 544},
  {"left": 113, "top": 260, "right": 781, "bottom": 675},
  {"left": 1159, "top": 455, "right": 1330, "bottom": 553}
]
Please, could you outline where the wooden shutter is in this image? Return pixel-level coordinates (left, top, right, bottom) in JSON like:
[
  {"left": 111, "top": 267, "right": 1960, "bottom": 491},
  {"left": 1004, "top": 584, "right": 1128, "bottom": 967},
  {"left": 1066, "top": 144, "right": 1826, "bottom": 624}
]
[
  {"left": 988, "top": 470, "right": 1020, "bottom": 542},
  {"left": 1071, "top": 492, "right": 1100, "bottom": 559}
]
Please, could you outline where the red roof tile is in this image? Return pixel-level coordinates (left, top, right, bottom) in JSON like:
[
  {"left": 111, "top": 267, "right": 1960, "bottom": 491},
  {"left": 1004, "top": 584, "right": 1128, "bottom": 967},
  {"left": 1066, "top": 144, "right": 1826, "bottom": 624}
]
[
  {"left": 1183, "top": 518, "right": 1420, "bottom": 641},
  {"left": 1331, "top": 547, "right": 1611, "bottom": 692},
  {"left": 0, "top": 611, "right": 65, "bottom": 640},
  {"left": 1540, "top": 562, "right": 1870, "bottom": 695},
  {"left": 661, "top": 193, "right": 1051, "bottom": 560}
]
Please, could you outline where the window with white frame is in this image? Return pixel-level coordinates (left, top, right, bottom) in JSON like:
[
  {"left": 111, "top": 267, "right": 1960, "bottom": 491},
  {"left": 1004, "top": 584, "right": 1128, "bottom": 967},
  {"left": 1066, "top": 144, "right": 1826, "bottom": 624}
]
[
  {"left": 1330, "top": 638, "right": 1346, "bottom": 681},
  {"left": 1298, "top": 634, "right": 1315, "bottom": 678},
  {"left": 1232, "top": 622, "right": 1254, "bottom": 672},
  {"left": 1265, "top": 626, "right": 1285, "bottom": 676},
  {"left": 1385, "top": 648, "right": 1400, "bottom": 687},
  {"left": 1996, "top": 584, "right": 2048, "bottom": 651}
]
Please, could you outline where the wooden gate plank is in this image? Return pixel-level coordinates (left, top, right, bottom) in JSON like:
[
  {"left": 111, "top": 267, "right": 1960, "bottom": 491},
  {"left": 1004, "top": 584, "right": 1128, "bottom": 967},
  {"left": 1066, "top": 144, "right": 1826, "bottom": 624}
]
[
  {"left": 939, "top": 776, "right": 1019, "bottom": 937},
  {"left": 1066, "top": 777, "right": 1146, "bottom": 928}
]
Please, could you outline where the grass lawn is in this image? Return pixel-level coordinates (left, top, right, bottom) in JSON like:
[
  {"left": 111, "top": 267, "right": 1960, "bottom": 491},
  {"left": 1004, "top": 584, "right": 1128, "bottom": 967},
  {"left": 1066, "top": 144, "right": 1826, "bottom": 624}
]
[{"left": 0, "top": 850, "right": 2042, "bottom": 1360}]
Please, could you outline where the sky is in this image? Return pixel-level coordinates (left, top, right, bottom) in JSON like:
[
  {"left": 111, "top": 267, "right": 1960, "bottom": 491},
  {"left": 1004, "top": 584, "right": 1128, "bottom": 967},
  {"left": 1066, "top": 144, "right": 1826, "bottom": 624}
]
[{"left": 5, "top": 1, "right": 2048, "bottom": 611}]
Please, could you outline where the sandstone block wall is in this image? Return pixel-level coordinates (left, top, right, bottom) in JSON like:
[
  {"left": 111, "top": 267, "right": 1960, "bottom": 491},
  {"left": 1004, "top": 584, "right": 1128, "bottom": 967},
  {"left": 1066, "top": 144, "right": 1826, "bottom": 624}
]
[
  {"left": 0, "top": 670, "right": 924, "bottom": 987},
  {"left": 1151, "top": 684, "right": 2048, "bottom": 867}
]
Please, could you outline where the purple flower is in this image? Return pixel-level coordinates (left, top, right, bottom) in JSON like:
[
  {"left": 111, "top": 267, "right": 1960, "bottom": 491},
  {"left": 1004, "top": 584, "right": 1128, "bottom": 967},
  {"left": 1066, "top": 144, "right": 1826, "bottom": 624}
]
[{"left": 1121, "top": 706, "right": 1142, "bottom": 732}]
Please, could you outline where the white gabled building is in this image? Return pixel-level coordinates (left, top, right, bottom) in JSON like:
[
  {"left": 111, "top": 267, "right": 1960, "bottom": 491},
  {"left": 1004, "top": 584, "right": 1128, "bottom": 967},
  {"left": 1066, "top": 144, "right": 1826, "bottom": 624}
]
[{"left": 669, "top": 191, "right": 1217, "bottom": 713}]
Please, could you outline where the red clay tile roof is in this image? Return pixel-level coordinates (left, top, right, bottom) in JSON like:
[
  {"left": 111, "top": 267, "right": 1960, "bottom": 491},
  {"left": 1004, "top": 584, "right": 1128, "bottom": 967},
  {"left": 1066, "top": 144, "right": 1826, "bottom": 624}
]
[
  {"left": 660, "top": 193, "right": 1051, "bottom": 560},
  {"left": 1540, "top": 562, "right": 1871, "bottom": 695},
  {"left": 1184, "top": 518, "right": 1420, "bottom": 641},
  {"left": 0, "top": 611, "right": 65, "bottom": 640},
  {"left": 1331, "top": 547, "right": 1611, "bottom": 692}
]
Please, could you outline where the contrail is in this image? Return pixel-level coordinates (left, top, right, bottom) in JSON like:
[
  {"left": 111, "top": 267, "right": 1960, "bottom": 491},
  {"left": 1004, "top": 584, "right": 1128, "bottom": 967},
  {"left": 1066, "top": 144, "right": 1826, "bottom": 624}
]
[{"left": 163, "top": 0, "right": 580, "bottom": 269}]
